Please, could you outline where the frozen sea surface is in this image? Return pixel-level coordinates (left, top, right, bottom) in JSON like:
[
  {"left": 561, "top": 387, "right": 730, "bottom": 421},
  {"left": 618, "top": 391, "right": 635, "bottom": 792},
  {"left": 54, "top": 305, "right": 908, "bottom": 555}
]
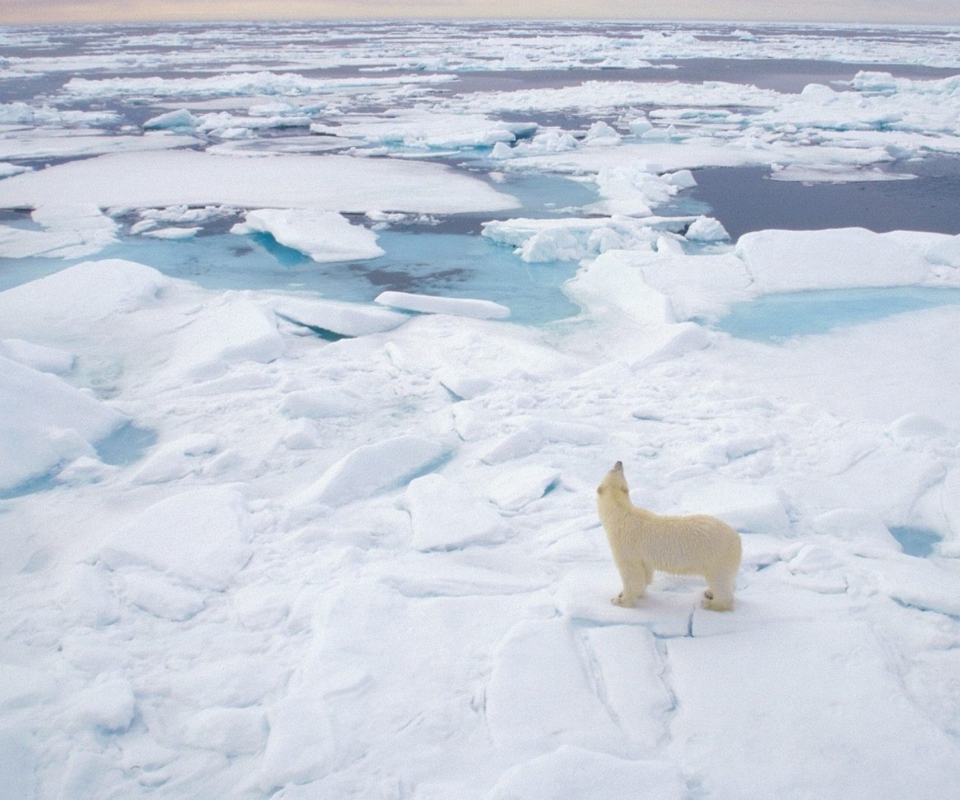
[{"left": 2, "top": 20, "right": 960, "bottom": 800}]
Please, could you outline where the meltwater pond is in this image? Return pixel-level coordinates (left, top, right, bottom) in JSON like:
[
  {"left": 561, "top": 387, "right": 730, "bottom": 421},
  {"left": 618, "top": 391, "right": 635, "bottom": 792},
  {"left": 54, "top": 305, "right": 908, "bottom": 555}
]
[
  {"left": 2, "top": 223, "right": 582, "bottom": 327},
  {"left": 716, "top": 286, "right": 960, "bottom": 343},
  {"left": 0, "top": 170, "right": 595, "bottom": 326}
]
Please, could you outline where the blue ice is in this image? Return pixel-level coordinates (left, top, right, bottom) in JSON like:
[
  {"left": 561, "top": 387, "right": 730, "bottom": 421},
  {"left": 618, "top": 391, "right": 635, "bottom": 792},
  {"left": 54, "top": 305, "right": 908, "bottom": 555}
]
[
  {"left": 888, "top": 525, "right": 942, "bottom": 558},
  {"left": 95, "top": 423, "right": 158, "bottom": 467},
  {"left": 716, "top": 286, "right": 960, "bottom": 342}
]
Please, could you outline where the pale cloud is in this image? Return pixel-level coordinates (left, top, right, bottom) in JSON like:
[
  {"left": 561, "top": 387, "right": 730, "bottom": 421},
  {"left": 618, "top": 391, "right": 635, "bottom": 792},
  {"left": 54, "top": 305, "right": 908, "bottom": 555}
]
[{"left": 1, "top": 0, "right": 959, "bottom": 25}]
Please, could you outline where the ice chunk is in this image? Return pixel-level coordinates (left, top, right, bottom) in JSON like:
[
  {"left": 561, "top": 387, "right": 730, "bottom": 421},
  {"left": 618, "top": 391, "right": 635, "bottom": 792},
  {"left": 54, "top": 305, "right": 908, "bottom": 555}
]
[
  {"left": 232, "top": 209, "right": 384, "bottom": 262},
  {"left": 768, "top": 164, "right": 915, "bottom": 184},
  {"left": 71, "top": 678, "right": 136, "bottom": 733},
  {"left": 582, "top": 120, "right": 621, "bottom": 146},
  {"left": 555, "top": 565, "right": 695, "bottom": 637},
  {"left": 260, "top": 689, "right": 364, "bottom": 791},
  {"left": 0, "top": 259, "right": 169, "bottom": 340},
  {"left": 0, "top": 662, "right": 57, "bottom": 712},
  {"left": 375, "top": 290, "right": 510, "bottom": 320},
  {"left": 685, "top": 215, "right": 729, "bottom": 242},
  {"left": 484, "top": 465, "right": 561, "bottom": 511},
  {"left": 565, "top": 253, "right": 674, "bottom": 324},
  {"left": 736, "top": 228, "right": 930, "bottom": 292},
  {"left": 0, "top": 355, "right": 125, "bottom": 491},
  {"left": 927, "top": 234, "right": 960, "bottom": 269},
  {"left": 0, "top": 731, "right": 37, "bottom": 800},
  {"left": 404, "top": 473, "right": 510, "bottom": 551},
  {"left": 272, "top": 296, "right": 407, "bottom": 337},
  {"left": 582, "top": 625, "right": 675, "bottom": 747},
  {"left": 280, "top": 388, "right": 358, "bottom": 419},
  {"left": 676, "top": 482, "right": 790, "bottom": 534},
  {"left": 941, "top": 469, "right": 960, "bottom": 557},
  {"left": 480, "top": 429, "right": 547, "bottom": 465},
  {"left": 485, "top": 618, "right": 620, "bottom": 754},
  {"left": 0, "top": 339, "right": 73, "bottom": 374},
  {"left": 668, "top": 619, "right": 960, "bottom": 798},
  {"left": 878, "top": 559, "right": 960, "bottom": 617},
  {"left": 313, "top": 108, "right": 524, "bottom": 150},
  {"left": 172, "top": 297, "right": 282, "bottom": 382},
  {"left": 62, "top": 564, "right": 119, "bottom": 628},
  {"left": 589, "top": 162, "right": 691, "bottom": 216},
  {"left": 514, "top": 130, "right": 579, "bottom": 155},
  {"left": 628, "top": 115, "right": 654, "bottom": 135},
  {"left": 131, "top": 434, "right": 220, "bottom": 484},
  {"left": 300, "top": 436, "right": 451, "bottom": 506},
  {"left": 143, "top": 108, "right": 199, "bottom": 131},
  {"left": 141, "top": 226, "right": 201, "bottom": 239},
  {"left": 376, "top": 555, "right": 545, "bottom": 598},
  {"left": 810, "top": 509, "right": 901, "bottom": 555},
  {"left": 629, "top": 322, "right": 711, "bottom": 367},
  {"left": 98, "top": 487, "right": 254, "bottom": 590},
  {"left": 436, "top": 369, "right": 494, "bottom": 401},
  {"left": 487, "top": 745, "right": 684, "bottom": 800},
  {"left": 0, "top": 161, "right": 30, "bottom": 178},
  {"left": 182, "top": 707, "right": 268, "bottom": 756},
  {"left": 123, "top": 571, "right": 207, "bottom": 620},
  {"left": 887, "top": 413, "right": 956, "bottom": 441},
  {"left": 483, "top": 215, "right": 673, "bottom": 263},
  {"left": 0, "top": 203, "right": 118, "bottom": 260}
]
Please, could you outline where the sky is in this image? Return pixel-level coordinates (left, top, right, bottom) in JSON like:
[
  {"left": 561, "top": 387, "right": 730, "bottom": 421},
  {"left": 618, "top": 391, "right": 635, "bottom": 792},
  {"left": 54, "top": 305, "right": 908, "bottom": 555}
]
[{"left": 1, "top": 0, "right": 959, "bottom": 26}]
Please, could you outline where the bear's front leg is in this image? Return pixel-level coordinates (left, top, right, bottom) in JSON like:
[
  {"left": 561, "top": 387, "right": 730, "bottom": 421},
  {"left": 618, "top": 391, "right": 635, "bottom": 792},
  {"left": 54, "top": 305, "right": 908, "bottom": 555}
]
[{"left": 612, "top": 563, "right": 650, "bottom": 607}]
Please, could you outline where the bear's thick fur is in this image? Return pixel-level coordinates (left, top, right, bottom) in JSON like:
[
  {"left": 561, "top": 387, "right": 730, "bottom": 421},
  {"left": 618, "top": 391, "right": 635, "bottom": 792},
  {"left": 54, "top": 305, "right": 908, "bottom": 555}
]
[{"left": 597, "top": 461, "right": 742, "bottom": 611}]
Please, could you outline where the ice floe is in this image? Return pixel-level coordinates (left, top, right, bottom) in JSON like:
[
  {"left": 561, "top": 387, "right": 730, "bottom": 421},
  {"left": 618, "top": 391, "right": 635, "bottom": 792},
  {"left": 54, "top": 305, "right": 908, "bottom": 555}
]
[
  {"left": 232, "top": 209, "right": 384, "bottom": 262},
  {"left": 0, "top": 150, "right": 520, "bottom": 213}
]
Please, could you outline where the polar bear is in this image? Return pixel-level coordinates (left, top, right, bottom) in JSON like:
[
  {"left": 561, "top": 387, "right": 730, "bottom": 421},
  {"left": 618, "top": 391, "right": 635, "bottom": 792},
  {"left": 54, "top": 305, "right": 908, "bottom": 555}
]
[{"left": 597, "top": 461, "right": 742, "bottom": 611}]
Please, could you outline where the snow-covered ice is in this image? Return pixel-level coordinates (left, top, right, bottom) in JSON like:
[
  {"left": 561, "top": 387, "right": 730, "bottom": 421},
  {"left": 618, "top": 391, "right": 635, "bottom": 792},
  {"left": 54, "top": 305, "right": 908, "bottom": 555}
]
[
  {"left": 2, "top": 20, "right": 960, "bottom": 800},
  {"left": 0, "top": 151, "right": 520, "bottom": 213}
]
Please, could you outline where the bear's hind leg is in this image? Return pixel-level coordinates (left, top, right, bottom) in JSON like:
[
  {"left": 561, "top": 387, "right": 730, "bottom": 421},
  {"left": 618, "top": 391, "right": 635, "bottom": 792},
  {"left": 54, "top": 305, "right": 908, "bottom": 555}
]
[{"left": 702, "top": 573, "right": 735, "bottom": 611}]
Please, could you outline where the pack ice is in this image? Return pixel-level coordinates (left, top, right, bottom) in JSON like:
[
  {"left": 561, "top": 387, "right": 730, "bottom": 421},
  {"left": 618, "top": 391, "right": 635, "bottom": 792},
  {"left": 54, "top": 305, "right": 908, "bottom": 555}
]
[{"left": 2, "top": 20, "right": 960, "bottom": 800}]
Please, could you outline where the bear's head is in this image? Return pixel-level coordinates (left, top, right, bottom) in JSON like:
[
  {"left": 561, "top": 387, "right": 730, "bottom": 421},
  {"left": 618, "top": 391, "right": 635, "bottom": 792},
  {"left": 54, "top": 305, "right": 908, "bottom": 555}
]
[{"left": 597, "top": 460, "right": 630, "bottom": 498}]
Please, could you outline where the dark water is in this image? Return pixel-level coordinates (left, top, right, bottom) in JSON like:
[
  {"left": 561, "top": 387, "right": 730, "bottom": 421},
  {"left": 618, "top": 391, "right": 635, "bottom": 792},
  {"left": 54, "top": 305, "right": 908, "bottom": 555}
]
[{"left": 691, "top": 159, "right": 960, "bottom": 240}]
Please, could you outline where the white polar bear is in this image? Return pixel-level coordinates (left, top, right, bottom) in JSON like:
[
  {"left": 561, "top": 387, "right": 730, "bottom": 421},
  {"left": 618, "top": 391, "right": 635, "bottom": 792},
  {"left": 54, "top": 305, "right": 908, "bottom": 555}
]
[{"left": 596, "top": 461, "right": 742, "bottom": 611}]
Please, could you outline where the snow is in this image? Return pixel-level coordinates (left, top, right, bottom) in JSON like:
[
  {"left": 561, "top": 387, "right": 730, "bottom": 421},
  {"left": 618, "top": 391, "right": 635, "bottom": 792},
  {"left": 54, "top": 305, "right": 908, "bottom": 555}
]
[{"left": 2, "top": 19, "right": 960, "bottom": 800}]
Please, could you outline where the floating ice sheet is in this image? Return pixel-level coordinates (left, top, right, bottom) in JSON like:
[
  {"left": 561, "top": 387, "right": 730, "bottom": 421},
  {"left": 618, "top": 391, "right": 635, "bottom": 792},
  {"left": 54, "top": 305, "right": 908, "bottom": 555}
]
[{"left": 0, "top": 151, "right": 520, "bottom": 214}]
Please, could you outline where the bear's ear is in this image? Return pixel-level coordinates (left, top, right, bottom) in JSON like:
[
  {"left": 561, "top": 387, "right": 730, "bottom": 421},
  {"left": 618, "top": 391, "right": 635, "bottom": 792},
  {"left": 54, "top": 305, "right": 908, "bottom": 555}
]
[{"left": 597, "top": 485, "right": 605, "bottom": 495}]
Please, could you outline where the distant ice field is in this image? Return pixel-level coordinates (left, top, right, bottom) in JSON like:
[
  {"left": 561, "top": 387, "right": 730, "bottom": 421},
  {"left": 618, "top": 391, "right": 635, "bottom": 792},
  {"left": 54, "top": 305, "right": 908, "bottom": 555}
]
[{"left": 3, "top": 31, "right": 960, "bottom": 329}]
